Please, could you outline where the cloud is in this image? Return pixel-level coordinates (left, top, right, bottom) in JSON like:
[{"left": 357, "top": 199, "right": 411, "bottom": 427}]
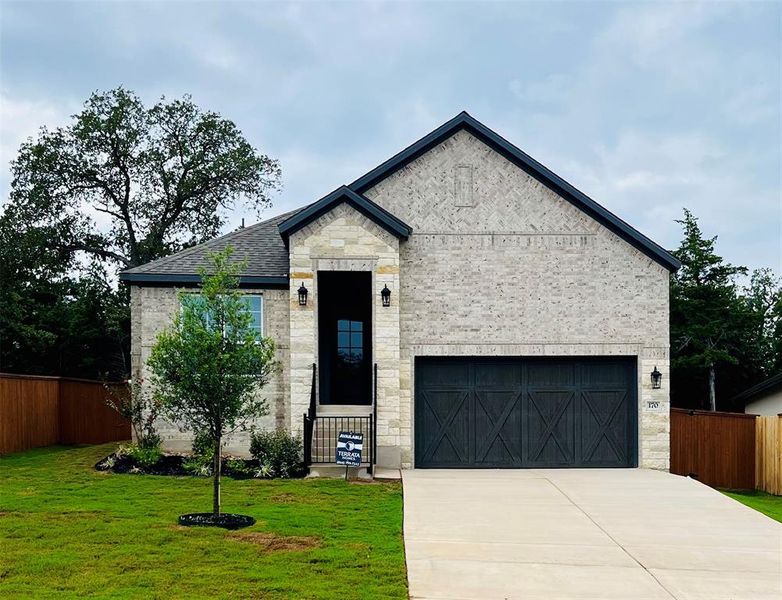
[
  {"left": 0, "top": 0, "right": 779, "bottom": 274},
  {"left": 0, "top": 93, "right": 77, "bottom": 201}
]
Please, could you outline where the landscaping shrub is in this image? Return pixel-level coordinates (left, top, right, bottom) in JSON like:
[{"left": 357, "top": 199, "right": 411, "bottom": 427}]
[
  {"left": 249, "top": 429, "right": 304, "bottom": 478},
  {"left": 116, "top": 442, "right": 163, "bottom": 468},
  {"left": 104, "top": 378, "right": 163, "bottom": 449},
  {"left": 183, "top": 430, "right": 215, "bottom": 476}
]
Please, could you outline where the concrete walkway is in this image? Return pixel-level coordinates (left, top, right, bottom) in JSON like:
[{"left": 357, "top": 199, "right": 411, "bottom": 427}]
[{"left": 402, "top": 469, "right": 782, "bottom": 599}]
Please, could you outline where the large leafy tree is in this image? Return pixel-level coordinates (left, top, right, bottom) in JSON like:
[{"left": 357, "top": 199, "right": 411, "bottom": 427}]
[
  {"left": 1, "top": 87, "right": 280, "bottom": 377},
  {"left": 670, "top": 209, "right": 749, "bottom": 411},
  {"left": 6, "top": 87, "right": 280, "bottom": 268},
  {"left": 0, "top": 215, "right": 128, "bottom": 376},
  {"left": 148, "top": 249, "right": 277, "bottom": 515}
]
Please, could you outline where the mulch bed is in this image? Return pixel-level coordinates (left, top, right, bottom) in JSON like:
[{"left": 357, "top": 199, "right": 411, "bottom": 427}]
[
  {"left": 178, "top": 512, "right": 256, "bottom": 530},
  {"left": 94, "top": 453, "right": 305, "bottom": 479}
]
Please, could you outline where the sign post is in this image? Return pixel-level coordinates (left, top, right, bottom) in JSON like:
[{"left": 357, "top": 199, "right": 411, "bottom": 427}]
[{"left": 336, "top": 431, "right": 363, "bottom": 480}]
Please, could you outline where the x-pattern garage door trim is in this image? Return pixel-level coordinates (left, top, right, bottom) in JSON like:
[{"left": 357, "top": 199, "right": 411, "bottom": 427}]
[
  {"left": 581, "top": 390, "right": 627, "bottom": 464},
  {"left": 474, "top": 390, "right": 523, "bottom": 463},
  {"left": 419, "top": 389, "right": 470, "bottom": 463},
  {"left": 528, "top": 391, "right": 575, "bottom": 463},
  {"left": 414, "top": 358, "right": 637, "bottom": 468}
]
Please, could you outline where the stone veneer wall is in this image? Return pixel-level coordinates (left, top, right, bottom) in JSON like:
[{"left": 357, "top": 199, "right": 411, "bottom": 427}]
[
  {"left": 130, "top": 285, "right": 289, "bottom": 455},
  {"left": 362, "top": 129, "right": 671, "bottom": 469},
  {"left": 287, "top": 203, "right": 402, "bottom": 467}
]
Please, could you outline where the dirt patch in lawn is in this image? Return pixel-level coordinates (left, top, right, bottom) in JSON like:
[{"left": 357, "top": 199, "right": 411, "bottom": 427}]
[
  {"left": 228, "top": 531, "right": 321, "bottom": 552},
  {"left": 268, "top": 492, "right": 298, "bottom": 503}
]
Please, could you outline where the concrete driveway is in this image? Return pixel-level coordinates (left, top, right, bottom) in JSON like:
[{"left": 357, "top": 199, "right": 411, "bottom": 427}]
[{"left": 402, "top": 469, "right": 782, "bottom": 599}]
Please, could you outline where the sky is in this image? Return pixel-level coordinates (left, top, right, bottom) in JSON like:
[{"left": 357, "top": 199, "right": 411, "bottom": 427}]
[{"left": 1, "top": 0, "right": 780, "bottom": 274}]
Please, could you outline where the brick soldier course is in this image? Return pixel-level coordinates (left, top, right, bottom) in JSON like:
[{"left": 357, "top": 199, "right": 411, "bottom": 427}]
[{"left": 122, "top": 112, "right": 679, "bottom": 470}]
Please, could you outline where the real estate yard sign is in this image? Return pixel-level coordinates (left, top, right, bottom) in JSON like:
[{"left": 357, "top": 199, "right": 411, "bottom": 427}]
[{"left": 336, "top": 431, "right": 363, "bottom": 467}]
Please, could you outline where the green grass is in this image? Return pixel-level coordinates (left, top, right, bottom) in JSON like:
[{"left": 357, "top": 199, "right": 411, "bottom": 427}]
[
  {"left": 723, "top": 489, "right": 782, "bottom": 523},
  {"left": 0, "top": 445, "right": 407, "bottom": 599}
]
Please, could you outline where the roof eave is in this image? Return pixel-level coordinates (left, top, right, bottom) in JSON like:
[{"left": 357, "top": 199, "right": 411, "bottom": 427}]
[
  {"left": 277, "top": 185, "right": 412, "bottom": 241},
  {"left": 119, "top": 272, "right": 289, "bottom": 288},
  {"left": 731, "top": 373, "right": 782, "bottom": 406}
]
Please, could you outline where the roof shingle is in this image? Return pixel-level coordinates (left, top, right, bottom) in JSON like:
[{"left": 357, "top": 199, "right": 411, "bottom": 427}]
[{"left": 120, "top": 207, "right": 303, "bottom": 285}]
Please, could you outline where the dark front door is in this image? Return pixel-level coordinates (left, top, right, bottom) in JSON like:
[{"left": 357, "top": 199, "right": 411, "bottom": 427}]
[
  {"left": 415, "top": 357, "right": 637, "bottom": 468},
  {"left": 318, "top": 271, "right": 372, "bottom": 405}
]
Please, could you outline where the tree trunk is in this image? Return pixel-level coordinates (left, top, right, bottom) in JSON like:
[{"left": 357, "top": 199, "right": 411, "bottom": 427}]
[
  {"left": 708, "top": 363, "right": 716, "bottom": 412},
  {"left": 212, "top": 436, "right": 221, "bottom": 515}
]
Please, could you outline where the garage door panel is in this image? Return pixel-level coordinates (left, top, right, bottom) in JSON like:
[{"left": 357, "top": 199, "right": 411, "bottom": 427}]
[
  {"left": 527, "top": 390, "right": 577, "bottom": 466},
  {"left": 474, "top": 362, "right": 521, "bottom": 387},
  {"left": 580, "top": 361, "right": 631, "bottom": 387},
  {"left": 474, "top": 390, "right": 522, "bottom": 465},
  {"left": 418, "top": 390, "right": 470, "bottom": 465},
  {"left": 527, "top": 362, "right": 576, "bottom": 387},
  {"left": 415, "top": 358, "right": 636, "bottom": 468},
  {"left": 581, "top": 390, "right": 629, "bottom": 466}
]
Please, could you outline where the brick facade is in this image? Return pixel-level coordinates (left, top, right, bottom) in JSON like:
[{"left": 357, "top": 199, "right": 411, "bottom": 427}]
[
  {"left": 130, "top": 127, "right": 670, "bottom": 470},
  {"left": 130, "top": 285, "right": 289, "bottom": 455},
  {"left": 287, "top": 203, "right": 402, "bottom": 466},
  {"left": 362, "top": 129, "right": 670, "bottom": 469}
]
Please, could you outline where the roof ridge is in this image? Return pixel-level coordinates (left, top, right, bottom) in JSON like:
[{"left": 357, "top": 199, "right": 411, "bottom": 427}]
[{"left": 348, "top": 111, "right": 680, "bottom": 271}]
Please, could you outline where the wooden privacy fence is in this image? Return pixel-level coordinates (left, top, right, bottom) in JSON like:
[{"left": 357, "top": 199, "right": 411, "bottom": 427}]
[
  {"left": 670, "top": 408, "right": 782, "bottom": 494},
  {"left": 670, "top": 408, "right": 757, "bottom": 490},
  {"left": 756, "top": 415, "right": 782, "bottom": 495},
  {"left": 0, "top": 373, "right": 130, "bottom": 454}
]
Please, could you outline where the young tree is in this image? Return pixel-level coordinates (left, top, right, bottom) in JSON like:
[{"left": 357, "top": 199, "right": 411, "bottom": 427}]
[
  {"left": 670, "top": 209, "right": 748, "bottom": 410},
  {"left": 148, "top": 248, "right": 277, "bottom": 515}
]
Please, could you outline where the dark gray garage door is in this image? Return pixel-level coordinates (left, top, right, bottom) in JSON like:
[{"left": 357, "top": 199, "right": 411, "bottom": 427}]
[{"left": 414, "top": 357, "right": 637, "bottom": 468}]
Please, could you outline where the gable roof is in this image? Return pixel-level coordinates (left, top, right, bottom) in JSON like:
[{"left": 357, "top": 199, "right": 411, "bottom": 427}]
[
  {"left": 349, "top": 111, "right": 680, "bottom": 271},
  {"left": 119, "top": 208, "right": 303, "bottom": 286},
  {"left": 277, "top": 185, "right": 412, "bottom": 242},
  {"left": 121, "top": 111, "right": 679, "bottom": 286},
  {"left": 731, "top": 373, "right": 782, "bottom": 407}
]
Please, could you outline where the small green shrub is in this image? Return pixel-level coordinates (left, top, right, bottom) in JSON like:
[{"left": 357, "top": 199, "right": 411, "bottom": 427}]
[
  {"left": 183, "top": 430, "right": 215, "bottom": 476},
  {"left": 249, "top": 429, "right": 303, "bottom": 478},
  {"left": 139, "top": 431, "right": 162, "bottom": 450},
  {"left": 224, "top": 458, "right": 253, "bottom": 476},
  {"left": 116, "top": 442, "right": 162, "bottom": 468}
]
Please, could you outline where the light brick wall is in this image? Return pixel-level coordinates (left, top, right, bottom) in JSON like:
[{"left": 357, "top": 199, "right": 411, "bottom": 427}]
[
  {"left": 130, "top": 285, "right": 289, "bottom": 456},
  {"left": 129, "top": 127, "right": 672, "bottom": 470},
  {"left": 363, "top": 129, "right": 671, "bottom": 469},
  {"left": 287, "top": 203, "right": 402, "bottom": 466}
]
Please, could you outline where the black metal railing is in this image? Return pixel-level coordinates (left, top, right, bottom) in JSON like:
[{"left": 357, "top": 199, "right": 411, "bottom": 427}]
[
  {"left": 308, "top": 415, "right": 373, "bottom": 465},
  {"left": 302, "top": 362, "right": 378, "bottom": 470},
  {"left": 372, "top": 363, "right": 378, "bottom": 473},
  {"left": 303, "top": 363, "right": 317, "bottom": 467}
]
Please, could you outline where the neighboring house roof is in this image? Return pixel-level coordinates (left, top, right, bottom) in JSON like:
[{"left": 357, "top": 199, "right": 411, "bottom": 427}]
[
  {"left": 349, "top": 111, "right": 680, "bottom": 271},
  {"left": 119, "top": 208, "right": 303, "bottom": 286},
  {"left": 731, "top": 372, "right": 782, "bottom": 406},
  {"left": 120, "top": 111, "right": 680, "bottom": 286},
  {"left": 278, "top": 186, "right": 412, "bottom": 242}
]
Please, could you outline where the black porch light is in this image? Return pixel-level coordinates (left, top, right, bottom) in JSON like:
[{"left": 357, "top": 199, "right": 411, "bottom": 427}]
[
  {"left": 297, "top": 282, "right": 309, "bottom": 306},
  {"left": 380, "top": 284, "right": 391, "bottom": 307},
  {"left": 651, "top": 366, "right": 662, "bottom": 389}
]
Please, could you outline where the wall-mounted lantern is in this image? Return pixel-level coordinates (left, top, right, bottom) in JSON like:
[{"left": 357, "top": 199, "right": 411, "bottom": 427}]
[
  {"left": 651, "top": 366, "right": 662, "bottom": 389},
  {"left": 297, "top": 283, "right": 309, "bottom": 306},
  {"left": 380, "top": 284, "right": 391, "bottom": 308}
]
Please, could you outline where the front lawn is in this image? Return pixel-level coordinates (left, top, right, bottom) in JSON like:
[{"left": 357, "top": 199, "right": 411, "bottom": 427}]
[
  {"left": 0, "top": 445, "right": 407, "bottom": 599},
  {"left": 723, "top": 489, "right": 782, "bottom": 523}
]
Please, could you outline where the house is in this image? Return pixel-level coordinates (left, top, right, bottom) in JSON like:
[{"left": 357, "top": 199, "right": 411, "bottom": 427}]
[
  {"left": 735, "top": 373, "right": 782, "bottom": 416},
  {"left": 121, "top": 112, "right": 679, "bottom": 471}
]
